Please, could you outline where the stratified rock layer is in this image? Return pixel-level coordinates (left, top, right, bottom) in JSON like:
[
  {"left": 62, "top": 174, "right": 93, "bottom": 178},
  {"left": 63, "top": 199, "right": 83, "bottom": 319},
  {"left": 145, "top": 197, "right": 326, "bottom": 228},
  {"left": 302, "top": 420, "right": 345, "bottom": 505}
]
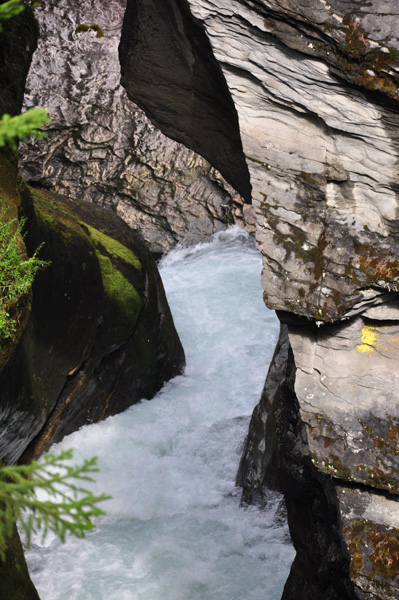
[
  {"left": 119, "top": 1, "right": 399, "bottom": 597},
  {"left": 19, "top": 0, "right": 244, "bottom": 255}
]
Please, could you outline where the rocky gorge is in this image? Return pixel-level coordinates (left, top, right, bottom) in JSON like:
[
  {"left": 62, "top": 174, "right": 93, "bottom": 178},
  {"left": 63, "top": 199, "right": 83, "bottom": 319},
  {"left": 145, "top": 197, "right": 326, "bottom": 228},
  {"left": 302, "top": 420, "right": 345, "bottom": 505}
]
[
  {"left": 118, "top": 0, "right": 399, "bottom": 598},
  {"left": 1, "top": 0, "right": 399, "bottom": 599}
]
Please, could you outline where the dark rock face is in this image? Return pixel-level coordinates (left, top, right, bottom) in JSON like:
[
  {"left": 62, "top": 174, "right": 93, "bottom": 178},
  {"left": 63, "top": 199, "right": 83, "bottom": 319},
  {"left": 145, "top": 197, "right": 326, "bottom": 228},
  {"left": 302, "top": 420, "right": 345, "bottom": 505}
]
[
  {"left": 0, "top": 160, "right": 185, "bottom": 465},
  {"left": 0, "top": 1, "right": 37, "bottom": 116},
  {"left": 242, "top": 322, "right": 399, "bottom": 599},
  {"left": 237, "top": 324, "right": 290, "bottom": 503},
  {"left": 119, "top": 0, "right": 251, "bottom": 202},
  {"left": 19, "top": 0, "right": 247, "bottom": 255},
  {"left": 119, "top": 0, "right": 399, "bottom": 597},
  {"left": 0, "top": 521, "right": 40, "bottom": 600}
]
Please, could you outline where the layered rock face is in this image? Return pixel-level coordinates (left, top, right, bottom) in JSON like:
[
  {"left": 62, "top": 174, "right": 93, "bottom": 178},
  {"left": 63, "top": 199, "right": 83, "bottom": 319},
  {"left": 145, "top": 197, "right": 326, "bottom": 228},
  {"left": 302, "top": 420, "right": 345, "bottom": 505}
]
[
  {"left": 120, "top": 1, "right": 399, "bottom": 597},
  {"left": 19, "top": 0, "right": 248, "bottom": 255}
]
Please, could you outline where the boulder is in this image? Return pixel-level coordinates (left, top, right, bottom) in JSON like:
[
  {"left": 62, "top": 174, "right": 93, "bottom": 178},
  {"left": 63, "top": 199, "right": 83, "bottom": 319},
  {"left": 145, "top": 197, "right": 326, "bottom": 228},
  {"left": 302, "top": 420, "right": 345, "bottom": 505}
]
[{"left": 0, "top": 154, "right": 185, "bottom": 465}]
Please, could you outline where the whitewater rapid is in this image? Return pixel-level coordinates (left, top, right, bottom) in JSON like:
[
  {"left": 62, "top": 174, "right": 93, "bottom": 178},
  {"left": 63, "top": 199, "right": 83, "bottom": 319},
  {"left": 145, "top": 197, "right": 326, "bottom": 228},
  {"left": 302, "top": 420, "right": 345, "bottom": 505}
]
[{"left": 25, "top": 227, "right": 294, "bottom": 600}]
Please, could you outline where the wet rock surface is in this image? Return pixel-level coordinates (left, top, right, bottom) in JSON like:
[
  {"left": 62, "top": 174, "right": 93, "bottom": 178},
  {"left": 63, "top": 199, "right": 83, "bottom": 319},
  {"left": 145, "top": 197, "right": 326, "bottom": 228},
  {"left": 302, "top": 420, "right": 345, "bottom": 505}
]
[
  {"left": 0, "top": 165, "right": 185, "bottom": 465},
  {"left": 0, "top": 2, "right": 37, "bottom": 116},
  {"left": 119, "top": 0, "right": 399, "bottom": 597},
  {"left": 19, "top": 0, "right": 241, "bottom": 255},
  {"left": 119, "top": 0, "right": 251, "bottom": 202}
]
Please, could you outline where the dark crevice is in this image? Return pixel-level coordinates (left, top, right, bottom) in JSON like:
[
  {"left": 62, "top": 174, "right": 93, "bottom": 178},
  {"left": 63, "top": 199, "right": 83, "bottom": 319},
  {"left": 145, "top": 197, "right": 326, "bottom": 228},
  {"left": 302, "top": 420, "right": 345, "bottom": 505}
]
[{"left": 119, "top": 0, "right": 251, "bottom": 202}]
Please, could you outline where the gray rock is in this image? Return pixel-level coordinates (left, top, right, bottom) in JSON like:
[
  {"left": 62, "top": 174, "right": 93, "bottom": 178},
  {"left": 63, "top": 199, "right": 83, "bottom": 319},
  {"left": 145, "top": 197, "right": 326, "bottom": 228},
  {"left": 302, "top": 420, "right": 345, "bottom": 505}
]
[
  {"left": 185, "top": 0, "right": 399, "bottom": 321},
  {"left": 237, "top": 323, "right": 289, "bottom": 502},
  {"left": 19, "top": 0, "right": 241, "bottom": 255},
  {"left": 338, "top": 486, "right": 399, "bottom": 599}
]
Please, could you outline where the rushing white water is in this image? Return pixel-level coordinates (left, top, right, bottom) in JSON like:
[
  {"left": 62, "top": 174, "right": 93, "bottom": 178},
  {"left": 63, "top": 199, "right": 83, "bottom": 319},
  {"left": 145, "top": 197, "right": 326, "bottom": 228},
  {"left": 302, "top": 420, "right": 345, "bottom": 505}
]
[{"left": 26, "top": 227, "right": 295, "bottom": 600}]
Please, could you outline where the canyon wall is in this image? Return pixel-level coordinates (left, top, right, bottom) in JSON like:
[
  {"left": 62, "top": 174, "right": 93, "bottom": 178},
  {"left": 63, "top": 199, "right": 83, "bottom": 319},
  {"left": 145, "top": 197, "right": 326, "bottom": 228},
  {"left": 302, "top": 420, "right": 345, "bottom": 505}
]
[
  {"left": 19, "top": 0, "right": 253, "bottom": 255},
  {"left": 119, "top": 1, "right": 399, "bottom": 598}
]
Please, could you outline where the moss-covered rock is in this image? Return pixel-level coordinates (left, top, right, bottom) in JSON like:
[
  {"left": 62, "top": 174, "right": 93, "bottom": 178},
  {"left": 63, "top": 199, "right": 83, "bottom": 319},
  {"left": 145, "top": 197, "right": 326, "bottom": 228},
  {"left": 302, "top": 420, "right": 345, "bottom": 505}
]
[{"left": 0, "top": 169, "right": 185, "bottom": 464}]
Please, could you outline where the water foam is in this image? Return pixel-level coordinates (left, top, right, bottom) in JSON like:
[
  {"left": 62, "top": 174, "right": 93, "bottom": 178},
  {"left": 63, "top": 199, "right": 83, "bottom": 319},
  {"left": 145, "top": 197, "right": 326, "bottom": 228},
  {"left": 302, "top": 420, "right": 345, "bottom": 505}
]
[{"left": 25, "top": 226, "right": 294, "bottom": 599}]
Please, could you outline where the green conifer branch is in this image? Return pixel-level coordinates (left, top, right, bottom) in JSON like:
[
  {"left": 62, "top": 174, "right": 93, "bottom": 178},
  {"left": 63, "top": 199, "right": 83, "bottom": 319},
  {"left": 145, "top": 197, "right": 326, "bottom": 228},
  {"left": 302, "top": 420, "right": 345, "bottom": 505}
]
[
  {"left": 0, "top": 450, "right": 110, "bottom": 560},
  {"left": 0, "top": 109, "right": 51, "bottom": 150},
  {"left": 0, "top": 0, "right": 24, "bottom": 29}
]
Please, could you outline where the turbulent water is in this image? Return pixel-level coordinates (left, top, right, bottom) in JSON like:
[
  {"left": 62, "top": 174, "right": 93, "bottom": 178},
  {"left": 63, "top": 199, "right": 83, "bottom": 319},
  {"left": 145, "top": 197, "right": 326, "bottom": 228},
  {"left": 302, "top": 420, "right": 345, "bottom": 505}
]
[{"left": 26, "top": 227, "right": 295, "bottom": 600}]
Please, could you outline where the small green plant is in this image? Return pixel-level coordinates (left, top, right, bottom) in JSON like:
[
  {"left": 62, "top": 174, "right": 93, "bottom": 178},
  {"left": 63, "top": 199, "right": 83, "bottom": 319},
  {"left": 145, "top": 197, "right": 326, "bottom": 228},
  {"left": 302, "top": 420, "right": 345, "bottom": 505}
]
[
  {"left": 0, "top": 0, "right": 24, "bottom": 28},
  {"left": 75, "top": 23, "right": 104, "bottom": 38},
  {"left": 0, "top": 450, "right": 109, "bottom": 559},
  {"left": 0, "top": 210, "right": 49, "bottom": 346},
  {"left": 0, "top": 109, "right": 50, "bottom": 150}
]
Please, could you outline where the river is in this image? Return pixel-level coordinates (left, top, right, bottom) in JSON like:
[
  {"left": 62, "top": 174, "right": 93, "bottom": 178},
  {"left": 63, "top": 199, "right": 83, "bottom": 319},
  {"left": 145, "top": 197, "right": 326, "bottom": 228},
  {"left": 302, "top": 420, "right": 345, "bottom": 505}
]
[{"left": 26, "top": 226, "right": 295, "bottom": 600}]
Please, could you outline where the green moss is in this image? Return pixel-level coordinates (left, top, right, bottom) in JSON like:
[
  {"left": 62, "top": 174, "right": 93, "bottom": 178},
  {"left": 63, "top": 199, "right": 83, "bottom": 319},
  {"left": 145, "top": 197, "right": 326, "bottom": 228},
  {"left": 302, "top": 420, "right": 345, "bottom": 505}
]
[
  {"left": 342, "top": 13, "right": 370, "bottom": 58},
  {"left": 80, "top": 225, "right": 142, "bottom": 325},
  {"left": 94, "top": 253, "right": 142, "bottom": 324},
  {"left": 336, "top": 14, "right": 399, "bottom": 101},
  {"left": 301, "top": 171, "right": 317, "bottom": 185},
  {"left": 27, "top": 187, "right": 143, "bottom": 326},
  {"left": 345, "top": 520, "right": 365, "bottom": 577},
  {"left": 75, "top": 24, "right": 90, "bottom": 33},
  {"left": 331, "top": 288, "right": 342, "bottom": 306},
  {"left": 355, "top": 415, "right": 399, "bottom": 493},
  {"left": 352, "top": 241, "right": 399, "bottom": 289},
  {"left": 247, "top": 156, "right": 270, "bottom": 169},
  {"left": 75, "top": 23, "right": 104, "bottom": 38},
  {"left": 317, "top": 454, "right": 352, "bottom": 479},
  {"left": 369, "top": 531, "right": 399, "bottom": 580},
  {"left": 82, "top": 224, "right": 141, "bottom": 271},
  {"left": 28, "top": 189, "right": 83, "bottom": 238}
]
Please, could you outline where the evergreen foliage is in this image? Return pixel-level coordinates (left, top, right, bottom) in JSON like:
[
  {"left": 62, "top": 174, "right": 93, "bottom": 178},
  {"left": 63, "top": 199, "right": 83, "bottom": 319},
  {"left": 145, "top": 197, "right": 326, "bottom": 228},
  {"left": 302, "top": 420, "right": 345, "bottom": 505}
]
[
  {"left": 0, "top": 211, "right": 49, "bottom": 346},
  {"left": 0, "top": 450, "right": 109, "bottom": 559},
  {"left": 0, "top": 0, "right": 50, "bottom": 149},
  {"left": 0, "top": 0, "right": 24, "bottom": 28},
  {"left": 0, "top": 109, "right": 50, "bottom": 150}
]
